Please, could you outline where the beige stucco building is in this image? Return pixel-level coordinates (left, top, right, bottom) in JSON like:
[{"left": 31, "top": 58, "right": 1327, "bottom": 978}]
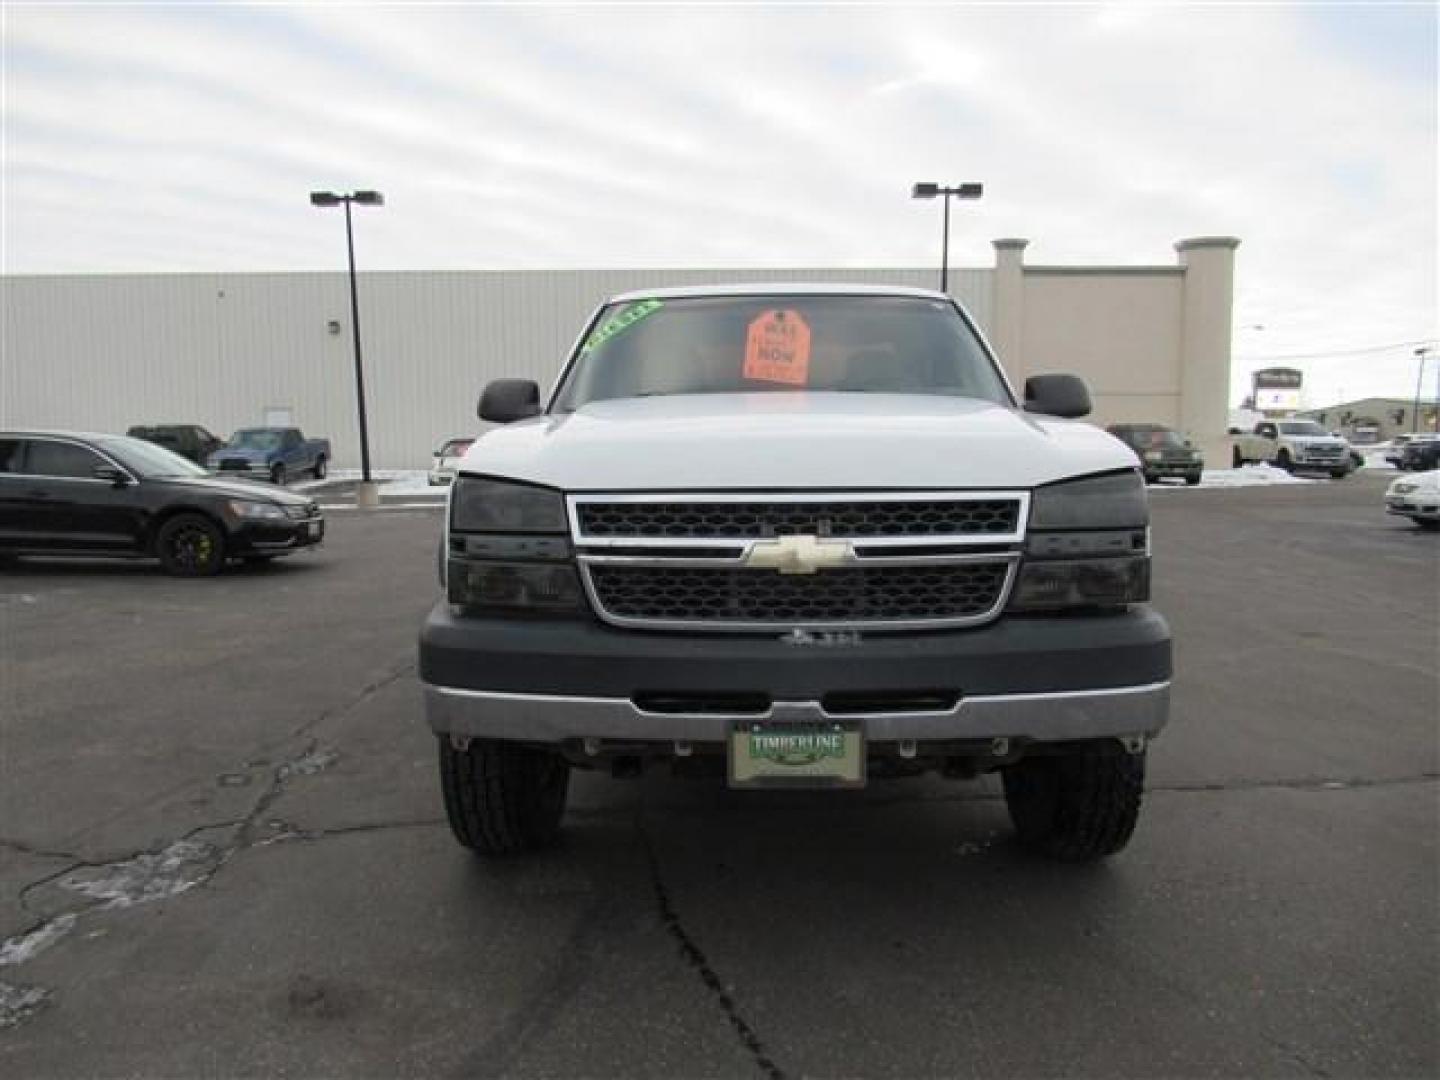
[
  {"left": 2, "top": 237, "right": 1239, "bottom": 467},
  {"left": 1297, "top": 397, "right": 1440, "bottom": 442}
]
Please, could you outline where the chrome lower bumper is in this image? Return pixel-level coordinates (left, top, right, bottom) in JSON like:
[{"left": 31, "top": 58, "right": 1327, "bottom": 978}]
[{"left": 423, "top": 681, "right": 1170, "bottom": 744}]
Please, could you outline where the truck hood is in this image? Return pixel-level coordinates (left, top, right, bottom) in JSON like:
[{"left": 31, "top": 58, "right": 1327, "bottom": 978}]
[{"left": 462, "top": 393, "right": 1136, "bottom": 491}]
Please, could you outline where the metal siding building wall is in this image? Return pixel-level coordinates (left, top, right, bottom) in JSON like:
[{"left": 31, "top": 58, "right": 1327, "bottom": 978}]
[{"left": 2, "top": 268, "right": 992, "bottom": 468}]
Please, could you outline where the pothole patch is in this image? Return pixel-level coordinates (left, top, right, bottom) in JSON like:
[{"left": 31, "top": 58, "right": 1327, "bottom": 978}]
[
  {"left": 0, "top": 981, "right": 50, "bottom": 1029},
  {"left": 0, "top": 914, "right": 78, "bottom": 967},
  {"left": 60, "top": 840, "right": 224, "bottom": 909}
]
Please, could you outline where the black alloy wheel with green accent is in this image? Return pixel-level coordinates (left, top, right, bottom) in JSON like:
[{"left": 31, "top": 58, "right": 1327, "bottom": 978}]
[{"left": 155, "top": 513, "right": 226, "bottom": 577}]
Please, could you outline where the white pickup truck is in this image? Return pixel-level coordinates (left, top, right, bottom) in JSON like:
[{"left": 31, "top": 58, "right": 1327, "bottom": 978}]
[
  {"left": 1229, "top": 419, "right": 1353, "bottom": 476},
  {"left": 420, "top": 285, "right": 1171, "bottom": 863}
]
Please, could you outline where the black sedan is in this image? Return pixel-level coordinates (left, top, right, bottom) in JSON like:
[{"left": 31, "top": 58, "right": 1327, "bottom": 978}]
[{"left": 0, "top": 431, "right": 325, "bottom": 576}]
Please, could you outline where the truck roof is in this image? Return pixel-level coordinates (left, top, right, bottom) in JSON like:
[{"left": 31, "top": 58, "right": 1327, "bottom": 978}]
[{"left": 608, "top": 283, "right": 952, "bottom": 303}]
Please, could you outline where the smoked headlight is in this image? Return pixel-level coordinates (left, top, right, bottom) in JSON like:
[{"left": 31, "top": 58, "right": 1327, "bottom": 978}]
[
  {"left": 447, "top": 559, "right": 585, "bottom": 613},
  {"left": 447, "top": 478, "right": 582, "bottom": 612},
  {"left": 451, "top": 477, "right": 568, "bottom": 534},
  {"left": 1010, "top": 471, "right": 1151, "bottom": 612},
  {"left": 1027, "top": 470, "right": 1148, "bottom": 529}
]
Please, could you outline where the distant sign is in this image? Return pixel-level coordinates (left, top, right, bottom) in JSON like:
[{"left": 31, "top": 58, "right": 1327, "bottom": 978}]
[
  {"left": 1255, "top": 388, "right": 1302, "bottom": 411},
  {"left": 1253, "top": 367, "right": 1303, "bottom": 390}
]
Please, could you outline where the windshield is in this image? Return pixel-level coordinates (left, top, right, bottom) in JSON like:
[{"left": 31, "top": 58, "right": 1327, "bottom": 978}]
[
  {"left": 1278, "top": 421, "right": 1329, "bottom": 437},
  {"left": 228, "top": 429, "right": 283, "bottom": 450},
  {"left": 100, "top": 436, "right": 209, "bottom": 479},
  {"left": 551, "top": 295, "right": 1012, "bottom": 411}
]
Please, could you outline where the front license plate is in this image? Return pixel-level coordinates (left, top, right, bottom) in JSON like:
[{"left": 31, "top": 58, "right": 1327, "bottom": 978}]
[
  {"left": 728, "top": 721, "right": 865, "bottom": 789},
  {"left": 306, "top": 520, "right": 324, "bottom": 540}
]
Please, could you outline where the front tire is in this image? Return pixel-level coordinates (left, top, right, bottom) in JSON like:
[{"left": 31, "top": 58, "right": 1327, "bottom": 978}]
[
  {"left": 1003, "top": 748, "right": 1145, "bottom": 862},
  {"left": 271, "top": 463, "right": 287, "bottom": 486},
  {"left": 313, "top": 456, "right": 327, "bottom": 480},
  {"left": 1330, "top": 468, "right": 1349, "bottom": 480},
  {"left": 1276, "top": 449, "right": 1293, "bottom": 472},
  {"left": 439, "top": 737, "right": 570, "bottom": 855},
  {"left": 155, "top": 514, "right": 226, "bottom": 577},
  {"left": 1231, "top": 446, "right": 1244, "bottom": 468},
  {"left": 1185, "top": 471, "right": 1202, "bottom": 486},
  {"left": 1417, "top": 519, "right": 1440, "bottom": 531}
]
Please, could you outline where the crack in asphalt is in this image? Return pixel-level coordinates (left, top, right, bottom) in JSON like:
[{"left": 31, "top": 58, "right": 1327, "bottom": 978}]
[
  {"left": 2, "top": 660, "right": 417, "bottom": 1033},
  {"left": 637, "top": 802, "right": 787, "bottom": 1080},
  {"left": 0, "top": 839, "right": 82, "bottom": 862}
]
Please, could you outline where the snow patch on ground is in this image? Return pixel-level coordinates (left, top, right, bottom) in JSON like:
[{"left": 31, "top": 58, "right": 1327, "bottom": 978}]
[
  {"left": 60, "top": 840, "right": 223, "bottom": 909},
  {"left": 0, "top": 981, "right": 49, "bottom": 1028},
  {"left": 293, "top": 469, "right": 432, "bottom": 494},
  {"left": 1149, "top": 464, "right": 1323, "bottom": 491},
  {"left": 1362, "top": 449, "right": 1397, "bottom": 470},
  {"left": 0, "top": 914, "right": 77, "bottom": 968}
]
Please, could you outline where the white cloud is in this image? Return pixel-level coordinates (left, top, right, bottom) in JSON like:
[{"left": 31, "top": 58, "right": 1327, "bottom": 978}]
[{"left": 2, "top": 3, "right": 1435, "bottom": 402}]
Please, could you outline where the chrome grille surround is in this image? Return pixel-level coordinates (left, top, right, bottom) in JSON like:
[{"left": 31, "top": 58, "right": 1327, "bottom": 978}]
[{"left": 568, "top": 491, "right": 1028, "bottom": 632}]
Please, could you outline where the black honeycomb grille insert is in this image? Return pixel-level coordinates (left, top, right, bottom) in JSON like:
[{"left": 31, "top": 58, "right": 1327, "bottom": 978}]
[
  {"left": 577, "top": 499, "right": 1020, "bottom": 539},
  {"left": 588, "top": 562, "right": 1010, "bottom": 624}
]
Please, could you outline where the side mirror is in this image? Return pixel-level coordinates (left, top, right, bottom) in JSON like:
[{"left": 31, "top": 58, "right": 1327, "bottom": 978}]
[
  {"left": 1023, "top": 374, "right": 1092, "bottom": 419},
  {"left": 478, "top": 379, "right": 541, "bottom": 423},
  {"left": 93, "top": 465, "right": 130, "bottom": 486}
]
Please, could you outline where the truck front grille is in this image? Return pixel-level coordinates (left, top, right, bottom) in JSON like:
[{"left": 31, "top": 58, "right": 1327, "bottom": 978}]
[
  {"left": 588, "top": 563, "right": 1011, "bottom": 627},
  {"left": 576, "top": 497, "right": 1020, "bottom": 540},
  {"left": 570, "top": 491, "right": 1029, "bottom": 632}
]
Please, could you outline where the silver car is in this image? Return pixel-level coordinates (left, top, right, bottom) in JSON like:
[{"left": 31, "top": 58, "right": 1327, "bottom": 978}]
[{"left": 428, "top": 437, "right": 475, "bottom": 486}]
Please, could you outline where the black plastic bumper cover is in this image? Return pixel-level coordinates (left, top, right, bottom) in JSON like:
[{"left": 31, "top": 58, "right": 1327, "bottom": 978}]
[{"left": 419, "top": 603, "right": 1171, "bottom": 700}]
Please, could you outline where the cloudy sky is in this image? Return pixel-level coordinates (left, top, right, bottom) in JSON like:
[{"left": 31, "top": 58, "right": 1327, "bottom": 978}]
[{"left": 3, "top": 2, "right": 1436, "bottom": 406}]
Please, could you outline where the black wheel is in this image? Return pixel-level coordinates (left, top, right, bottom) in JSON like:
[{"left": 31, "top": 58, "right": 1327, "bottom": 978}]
[
  {"left": 155, "top": 514, "right": 226, "bottom": 577},
  {"left": 313, "top": 456, "right": 327, "bottom": 480},
  {"left": 1185, "top": 471, "right": 1202, "bottom": 486},
  {"left": 270, "top": 463, "right": 287, "bottom": 486},
  {"left": 1330, "top": 468, "right": 1349, "bottom": 480},
  {"left": 1231, "top": 446, "right": 1244, "bottom": 468},
  {"left": 1003, "top": 748, "right": 1145, "bottom": 862},
  {"left": 1276, "top": 449, "right": 1293, "bottom": 472},
  {"left": 1417, "top": 519, "right": 1440, "bottom": 531},
  {"left": 439, "top": 737, "right": 570, "bottom": 855}
]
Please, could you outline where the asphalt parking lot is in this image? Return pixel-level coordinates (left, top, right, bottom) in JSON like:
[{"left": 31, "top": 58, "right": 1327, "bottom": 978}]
[{"left": 1, "top": 470, "right": 1435, "bottom": 1078}]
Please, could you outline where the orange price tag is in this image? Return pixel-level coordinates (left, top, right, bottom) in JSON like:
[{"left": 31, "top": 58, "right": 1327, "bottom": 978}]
[{"left": 743, "top": 310, "right": 812, "bottom": 386}]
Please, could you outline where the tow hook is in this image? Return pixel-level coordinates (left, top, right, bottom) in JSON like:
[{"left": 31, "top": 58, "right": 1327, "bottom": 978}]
[{"left": 1120, "top": 734, "right": 1147, "bottom": 755}]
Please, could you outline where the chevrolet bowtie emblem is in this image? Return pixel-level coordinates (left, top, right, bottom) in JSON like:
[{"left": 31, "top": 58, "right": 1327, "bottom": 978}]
[{"left": 744, "top": 535, "right": 854, "bottom": 575}]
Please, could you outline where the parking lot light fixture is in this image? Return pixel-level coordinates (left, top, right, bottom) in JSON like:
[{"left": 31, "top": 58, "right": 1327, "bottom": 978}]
[
  {"left": 911, "top": 181, "right": 984, "bottom": 293},
  {"left": 1414, "top": 346, "right": 1433, "bottom": 434},
  {"left": 310, "top": 189, "right": 384, "bottom": 494}
]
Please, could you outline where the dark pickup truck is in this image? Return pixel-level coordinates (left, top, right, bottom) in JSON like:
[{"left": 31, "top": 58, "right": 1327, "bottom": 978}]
[
  {"left": 127, "top": 424, "right": 225, "bottom": 465},
  {"left": 207, "top": 427, "right": 330, "bottom": 485}
]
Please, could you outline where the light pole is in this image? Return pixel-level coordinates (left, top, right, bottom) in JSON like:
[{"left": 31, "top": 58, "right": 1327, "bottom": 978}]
[
  {"left": 310, "top": 189, "right": 384, "bottom": 495},
  {"left": 911, "top": 181, "right": 983, "bottom": 293},
  {"left": 1414, "top": 345, "right": 1434, "bottom": 433}
]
